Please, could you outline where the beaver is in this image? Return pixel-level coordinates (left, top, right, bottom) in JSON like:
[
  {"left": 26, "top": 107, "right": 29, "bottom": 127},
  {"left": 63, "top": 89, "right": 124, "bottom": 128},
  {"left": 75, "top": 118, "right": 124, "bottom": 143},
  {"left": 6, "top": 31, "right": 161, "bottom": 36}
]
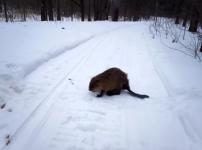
[{"left": 89, "top": 67, "right": 149, "bottom": 99}]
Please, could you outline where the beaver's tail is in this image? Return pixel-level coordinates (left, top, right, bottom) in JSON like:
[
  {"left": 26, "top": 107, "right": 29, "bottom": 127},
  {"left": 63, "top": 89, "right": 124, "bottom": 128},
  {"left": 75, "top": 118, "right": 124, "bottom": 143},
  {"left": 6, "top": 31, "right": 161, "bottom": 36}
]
[
  {"left": 123, "top": 80, "right": 149, "bottom": 99},
  {"left": 127, "top": 88, "right": 149, "bottom": 99}
]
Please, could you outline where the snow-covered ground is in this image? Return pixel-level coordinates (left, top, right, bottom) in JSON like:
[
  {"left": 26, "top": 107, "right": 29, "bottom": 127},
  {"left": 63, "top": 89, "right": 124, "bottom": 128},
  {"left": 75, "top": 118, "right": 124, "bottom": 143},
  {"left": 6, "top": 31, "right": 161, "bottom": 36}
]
[
  {"left": 0, "top": 21, "right": 202, "bottom": 150},
  {"left": 0, "top": 21, "right": 127, "bottom": 104}
]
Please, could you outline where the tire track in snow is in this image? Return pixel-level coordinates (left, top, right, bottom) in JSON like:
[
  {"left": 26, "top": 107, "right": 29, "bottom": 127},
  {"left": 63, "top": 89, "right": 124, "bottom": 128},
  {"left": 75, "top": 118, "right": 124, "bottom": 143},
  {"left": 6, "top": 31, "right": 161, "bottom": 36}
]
[
  {"left": 24, "top": 24, "right": 133, "bottom": 78},
  {"left": 178, "top": 115, "right": 202, "bottom": 142},
  {"left": 144, "top": 35, "right": 200, "bottom": 144},
  {"left": 144, "top": 40, "right": 173, "bottom": 98}
]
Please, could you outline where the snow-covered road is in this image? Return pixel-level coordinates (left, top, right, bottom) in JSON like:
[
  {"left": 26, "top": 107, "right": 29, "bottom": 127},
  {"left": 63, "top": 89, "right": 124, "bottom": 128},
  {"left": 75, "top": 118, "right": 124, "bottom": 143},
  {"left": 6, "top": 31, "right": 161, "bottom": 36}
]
[{"left": 1, "top": 22, "right": 202, "bottom": 150}]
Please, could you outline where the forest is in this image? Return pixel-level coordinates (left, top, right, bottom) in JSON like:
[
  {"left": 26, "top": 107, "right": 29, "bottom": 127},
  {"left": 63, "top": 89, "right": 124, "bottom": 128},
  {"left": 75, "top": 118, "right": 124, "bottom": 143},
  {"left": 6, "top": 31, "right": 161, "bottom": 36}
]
[
  {"left": 0, "top": 0, "right": 201, "bottom": 26},
  {"left": 1, "top": 0, "right": 201, "bottom": 54}
]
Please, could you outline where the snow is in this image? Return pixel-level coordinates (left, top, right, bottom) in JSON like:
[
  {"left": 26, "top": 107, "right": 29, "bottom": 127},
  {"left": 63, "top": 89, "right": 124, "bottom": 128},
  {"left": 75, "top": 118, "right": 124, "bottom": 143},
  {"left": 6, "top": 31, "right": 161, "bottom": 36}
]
[
  {"left": 0, "top": 21, "right": 126, "bottom": 104},
  {"left": 0, "top": 21, "right": 202, "bottom": 150}
]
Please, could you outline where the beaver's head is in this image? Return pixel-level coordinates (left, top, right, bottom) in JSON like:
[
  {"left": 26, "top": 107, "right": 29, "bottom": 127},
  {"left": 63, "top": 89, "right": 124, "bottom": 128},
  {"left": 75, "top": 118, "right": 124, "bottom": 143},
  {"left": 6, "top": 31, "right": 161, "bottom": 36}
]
[{"left": 89, "top": 77, "right": 102, "bottom": 92}]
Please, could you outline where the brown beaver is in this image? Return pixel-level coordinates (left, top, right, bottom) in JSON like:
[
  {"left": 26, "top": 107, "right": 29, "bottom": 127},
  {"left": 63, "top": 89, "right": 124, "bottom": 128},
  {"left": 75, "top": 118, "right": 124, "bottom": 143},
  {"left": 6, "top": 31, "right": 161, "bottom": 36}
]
[{"left": 89, "top": 68, "right": 149, "bottom": 99}]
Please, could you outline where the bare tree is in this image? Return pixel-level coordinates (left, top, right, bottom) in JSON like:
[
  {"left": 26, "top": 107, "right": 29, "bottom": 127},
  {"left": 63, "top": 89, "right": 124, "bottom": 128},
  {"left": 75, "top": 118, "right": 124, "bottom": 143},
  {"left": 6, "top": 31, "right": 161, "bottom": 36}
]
[
  {"left": 189, "top": 4, "right": 199, "bottom": 32},
  {"left": 80, "top": 0, "right": 84, "bottom": 21},
  {"left": 93, "top": 0, "right": 111, "bottom": 21},
  {"left": 47, "top": 0, "right": 53, "bottom": 21},
  {"left": 88, "top": 0, "right": 91, "bottom": 21},
  {"left": 70, "top": 0, "right": 74, "bottom": 21},
  {"left": 105, "top": 0, "right": 111, "bottom": 20},
  {"left": 112, "top": 0, "right": 119, "bottom": 21},
  {"left": 2, "top": 0, "right": 8, "bottom": 22},
  {"left": 98, "top": 0, "right": 103, "bottom": 20},
  {"left": 93, "top": 0, "right": 99, "bottom": 21},
  {"left": 56, "top": 0, "right": 61, "bottom": 21},
  {"left": 0, "top": 0, "right": 2, "bottom": 13},
  {"left": 174, "top": 0, "right": 184, "bottom": 24},
  {"left": 71, "top": 0, "right": 85, "bottom": 21},
  {"left": 182, "top": 12, "right": 188, "bottom": 27},
  {"left": 112, "top": 7, "right": 119, "bottom": 21},
  {"left": 20, "top": 0, "right": 27, "bottom": 21},
  {"left": 41, "top": 0, "right": 47, "bottom": 21},
  {"left": 98, "top": 0, "right": 108, "bottom": 20}
]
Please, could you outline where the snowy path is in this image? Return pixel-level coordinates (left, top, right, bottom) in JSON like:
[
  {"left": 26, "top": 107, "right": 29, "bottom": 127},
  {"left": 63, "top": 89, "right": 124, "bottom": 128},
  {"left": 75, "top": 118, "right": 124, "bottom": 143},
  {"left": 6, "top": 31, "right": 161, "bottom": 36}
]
[{"left": 4, "top": 24, "right": 202, "bottom": 150}]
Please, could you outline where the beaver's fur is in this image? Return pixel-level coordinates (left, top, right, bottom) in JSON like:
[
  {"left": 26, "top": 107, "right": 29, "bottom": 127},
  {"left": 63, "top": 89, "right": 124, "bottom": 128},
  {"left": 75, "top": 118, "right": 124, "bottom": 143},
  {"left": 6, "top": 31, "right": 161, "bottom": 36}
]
[{"left": 89, "top": 68, "right": 149, "bottom": 99}]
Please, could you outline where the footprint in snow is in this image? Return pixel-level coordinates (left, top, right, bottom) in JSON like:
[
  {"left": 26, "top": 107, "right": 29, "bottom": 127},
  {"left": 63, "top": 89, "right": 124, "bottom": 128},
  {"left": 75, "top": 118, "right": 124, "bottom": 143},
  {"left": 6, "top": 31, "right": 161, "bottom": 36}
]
[{"left": 68, "top": 78, "right": 74, "bottom": 85}]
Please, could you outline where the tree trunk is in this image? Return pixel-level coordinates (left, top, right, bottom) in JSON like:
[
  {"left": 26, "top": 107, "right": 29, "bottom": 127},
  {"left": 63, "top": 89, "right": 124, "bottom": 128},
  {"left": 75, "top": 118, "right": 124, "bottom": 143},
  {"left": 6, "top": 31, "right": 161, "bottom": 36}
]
[
  {"left": 200, "top": 43, "right": 202, "bottom": 52},
  {"left": 123, "top": 3, "right": 128, "bottom": 21},
  {"left": 175, "top": 16, "right": 180, "bottom": 24},
  {"left": 80, "top": 0, "right": 84, "bottom": 21},
  {"left": 188, "top": 5, "right": 199, "bottom": 32},
  {"left": 57, "top": 0, "right": 61, "bottom": 21},
  {"left": 155, "top": 0, "right": 158, "bottom": 18},
  {"left": 93, "top": 0, "right": 96, "bottom": 20},
  {"left": 182, "top": 13, "right": 187, "bottom": 27},
  {"left": 189, "top": 19, "right": 199, "bottom": 32},
  {"left": 0, "top": 0, "right": 2, "bottom": 13},
  {"left": 22, "top": 2, "right": 26, "bottom": 21},
  {"left": 174, "top": 0, "right": 184, "bottom": 24},
  {"left": 102, "top": 0, "right": 109, "bottom": 20},
  {"left": 41, "top": 0, "right": 47, "bottom": 21},
  {"left": 70, "top": 0, "right": 73, "bottom": 21},
  {"left": 2, "top": 0, "right": 8, "bottom": 22},
  {"left": 97, "top": 0, "right": 101, "bottom": 20},
  {"left": 112, "top": 7, "right": 119, "bottom": 21},
  {"left": 98, "top": 0, "right": 103, "bottom": 20},
  {"left": 88, "top": 0, "right": 91, "bottom": 21},
  {"left": 105, "top": 0, "right": 111, "bottom": 20},
  {"left": 47, "top": 0, "right": 53, "bottom": 21},
  {"left": 94, "top": 0, "right": 98, "bottom": 21}
]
